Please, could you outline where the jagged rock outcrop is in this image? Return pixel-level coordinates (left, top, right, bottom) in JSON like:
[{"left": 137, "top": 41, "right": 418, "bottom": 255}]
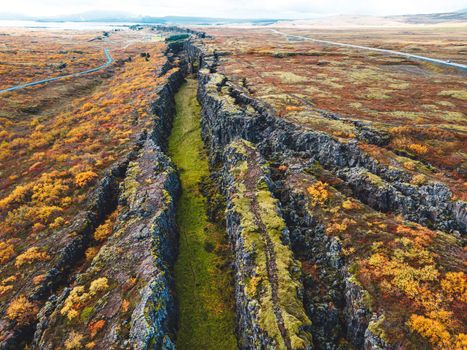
[
  {"left": 191, "top": 50, "right": 466, "bottom": 234},
  {"left": 270, "top": 178, "right": 346, "bottom": 350},
  {"left": 183, "top": 38, "right": 466, "bottom": 350},
  {"left": 0, "top": 150, "right": 131, "bottom": 350},
  {"left": 0, "top": 44, "right": 187, "bottom": 350},
  {"left": 222, "top": 139, "right": 312, "bottom": 350},
  {"left": 32, "top": 138, "right": 180, "bottom": 349}
]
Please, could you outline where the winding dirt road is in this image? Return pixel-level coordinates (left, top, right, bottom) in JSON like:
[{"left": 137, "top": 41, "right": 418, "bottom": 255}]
[{"left": 0, "top": 48, "right": 113, "bottom": 94}]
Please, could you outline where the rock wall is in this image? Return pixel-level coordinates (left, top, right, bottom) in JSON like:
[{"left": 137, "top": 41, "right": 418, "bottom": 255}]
[
  {"left": 32, "top": 138, "right": 180, "bottom": 349},
  {"left": 190, "top": 44, "right": 466, "bottom": 234},
  {"left": 1, "top": 50, "right": 187, "bottom": 350},
  {"left": 222, "top": 139, "right": 312, "bottom": 350},
  {"left": 183, "top": 39, "right": 466, "bottom": 349}
]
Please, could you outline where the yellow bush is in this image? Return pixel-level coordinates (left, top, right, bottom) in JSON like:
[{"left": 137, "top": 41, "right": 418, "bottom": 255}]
[
  {"left": 93, "top": 220, "right": 112, "bottom": 241},
  {"left": 0, "top": 241, "right": 14, "bottom": 263},
  {"left": 0, "top": 184, "right": 31, "bottom": 211},
  {"left": 455, "top": 334, "right": 467, "bottom": 350},
  {"left": 408, "top": 143, "right": 428, "bottom": 155},
  {"left": 65, "top": 331, "right": 84, "bottom": 350},
  {"left": 342, "top": 199, "right": 361, "bottom": 210},
  {"left": 33, "top": 205, "right": 64, "bottom": 224},
  {"left": 441, "top": 272, "right": 466, "bottom": 303},
  {"left": 307, "top": 181, "right": 330, "bottom": 207},
  {"left": 49, "top": 216, "right": 65, "bottom": 229},
  {"left": 0, "top": 285, "right": 13, "bottom": 295},
  {"left": 411, "top": 174, "right": 427, "bottom": 186},
  {"left": 85, "top": 247, "right": 99, "bottom": 261},
  {"left": 408, "top": 314, "right": 450, "bottom": 348},
  {"left": 75, "top": 171, "right": 98, "bottom": 188},
  {"left": 89, "top": 277, "right": 109, "bottom": 295},
  {"left": 6, "top": 295, "right": 38, "bottom": 325},
  {"left": 60, "top": 286, "right": 90, "bottom": 320},
  {"left": 0, "top": 274, "right": 16, "bottom": 295},
  {"left": 403, "top": 161, "right": 417, "bottom": 171},
  {"left": 15, "top": 247, "right": 50, "bottom": 268},
  {"left": 2, "top": 275, "right": 16, "bottom": 284}
]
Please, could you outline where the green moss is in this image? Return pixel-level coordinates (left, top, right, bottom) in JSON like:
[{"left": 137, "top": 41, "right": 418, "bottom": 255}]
[
  {"left": 365, "top": 88, "right": 391, "bottom": 100},
  {"left": 168, "top": 79, "right": 237, "bottom": 350},
  {"left": 263, "top": 71, "right": 309, "bottom": 84},
  {"left": 227, "top": 140, "right": 312, "bottom": 348},
  {"left": 80, "top": 306, "right": 94, "bottom": 322},
  {"left": 367, "top": 315, "right": 388, "bottom": 342},
  {"left": 365, "top": 172, "right": 386, "bottom": 188},
  {"left": 121, "top": 161, "right": 141, "bottom": 205},
  {"left": 389, "top": 82, "right": 410, "bottom": 90}
]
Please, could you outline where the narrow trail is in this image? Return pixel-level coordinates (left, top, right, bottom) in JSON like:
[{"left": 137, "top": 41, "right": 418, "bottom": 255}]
[
  {"left": 0, "top": 48, "right": 113, "bottom": 94},
  {"left": 270, "top": 29, "right": 467, "bottom": 73},
  {"left": 168, "top": 78, "right": 237, "bottom": 350}
]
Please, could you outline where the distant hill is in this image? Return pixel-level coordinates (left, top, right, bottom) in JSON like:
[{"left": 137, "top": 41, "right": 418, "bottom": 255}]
[
  {"left": 272, "top": 9, "right": 467, "bottom": 28},
  {"left": 389, "top": 9, "right": 467, "bottom": 24}
]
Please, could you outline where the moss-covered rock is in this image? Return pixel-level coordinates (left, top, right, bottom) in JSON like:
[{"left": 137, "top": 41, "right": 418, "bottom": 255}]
[{"left": 222, "top": 139, "right": 312, "bottom": 349}]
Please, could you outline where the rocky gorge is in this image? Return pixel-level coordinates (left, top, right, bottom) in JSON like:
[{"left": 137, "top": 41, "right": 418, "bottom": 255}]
[{"left": 3, "top": 27, "right": 465, "bottom": 350}]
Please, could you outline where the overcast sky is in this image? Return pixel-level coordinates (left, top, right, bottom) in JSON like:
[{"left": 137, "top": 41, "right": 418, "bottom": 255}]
[{"left": 2, "top": 0, "right": 466, "bottom": 18}]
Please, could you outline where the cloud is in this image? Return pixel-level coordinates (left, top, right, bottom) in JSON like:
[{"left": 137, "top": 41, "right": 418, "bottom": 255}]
[{"left": 1, "top": 0, "right": 466, "bottom": 18}]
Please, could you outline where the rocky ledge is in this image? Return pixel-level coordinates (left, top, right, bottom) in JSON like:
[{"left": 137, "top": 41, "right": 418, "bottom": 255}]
[
  {"left": 222, "top": 139, "right": 312, "bottom": 350},
  {"left": 194, "top": 62, "right": 466, "bottom": 234},
  {"left": 184, "top": 37, "right": 466, "bottom": 349}
]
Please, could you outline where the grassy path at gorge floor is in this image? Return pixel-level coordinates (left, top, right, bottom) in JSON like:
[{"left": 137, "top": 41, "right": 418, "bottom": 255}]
[{"left": 168, "top": 78, "right": 238, "bottom": 350}]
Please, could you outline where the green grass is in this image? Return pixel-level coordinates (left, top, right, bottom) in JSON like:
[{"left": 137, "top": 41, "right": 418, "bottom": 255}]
[{"left": 168, "top": 79, "right": 238, "bottom": 350}]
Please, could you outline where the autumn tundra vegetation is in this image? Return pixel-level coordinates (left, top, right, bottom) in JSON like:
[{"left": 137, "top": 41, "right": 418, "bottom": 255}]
[{"left": 0, "top": 22, "right": 465, "bottom": 350}]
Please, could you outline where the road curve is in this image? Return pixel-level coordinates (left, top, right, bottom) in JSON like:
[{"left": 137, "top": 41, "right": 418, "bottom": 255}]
[
  {"left": 270, "top": 29, "right": 467, "bottom": 73},
  {"left": 0, "top": 48, "right": 113, "bottom": 95}
]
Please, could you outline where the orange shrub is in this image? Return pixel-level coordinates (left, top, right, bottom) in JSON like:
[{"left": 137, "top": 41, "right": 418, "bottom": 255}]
[
  {"left": 75, "top": 171, "right": 98, "bottom": 188},
  {"left": 121, "top": 299, "right": 130, "bottom": 312},
  {"left": 307, "top": 181, "right": 330, "bottom": 207},
  {"left": 15, "top": 247, "right": 50, "bottom": 268},
  {"left": 6, "top": 295, "right": 38, "bottom": 325},
  {"left": 89, "top": 319, "right": 106, "bottom": 338},
  {"left": 408, "top": 143, "right": 428, "bottom": 155},
  {"left": 0, "top": 241, "right": 14, "bottom": 263}
]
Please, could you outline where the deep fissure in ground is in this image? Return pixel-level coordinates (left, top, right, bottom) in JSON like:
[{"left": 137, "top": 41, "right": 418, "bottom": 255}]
[{"left": 168, "top": 78, "right": 237, "bottom": 350}]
